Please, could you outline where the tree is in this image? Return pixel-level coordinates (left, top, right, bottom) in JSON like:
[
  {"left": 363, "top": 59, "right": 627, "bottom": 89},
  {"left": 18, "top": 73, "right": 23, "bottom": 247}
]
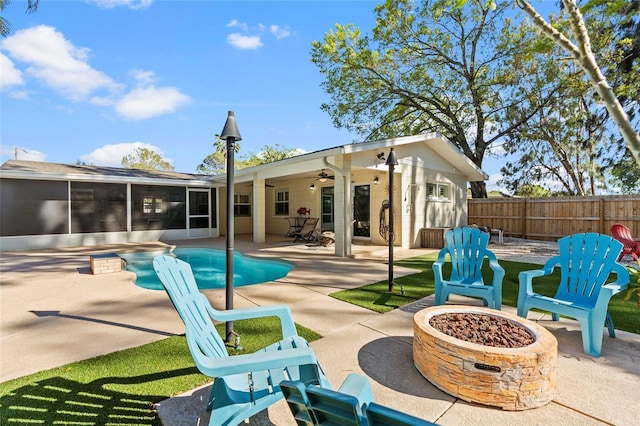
[
  {"left": 513, "top": 184, "right": 553, "bottom": 197},
  {"left": 240, "top": 144, "right": 299, "bottom": 167},
  {"left": 609, "top": 150, "right": 640, "bottom": 193},
  {"left": 510, "top": 0, "right": 640, "bottom": 165},
  {"left": 499, "top": 11, "right": 618, "bottom": 196},
  {"left": 122, "top": 147, "right": 174, "bottom": 171},
  {"left": 197, "top": 137, "right": 298, "bottom": 175},
  {"left": 1, "top": 0, "right": 38, "bottom": 38},
  {"left": 311, "top": 0, "right": 542, "bottom": 198}
]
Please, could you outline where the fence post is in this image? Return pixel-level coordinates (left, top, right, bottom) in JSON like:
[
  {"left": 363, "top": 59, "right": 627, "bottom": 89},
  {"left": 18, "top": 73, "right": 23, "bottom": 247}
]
[
  {"left": 522, "top": 198, "right": 527, "bottom": 239},
  {"left": 599, "top": 197, "right": 605, "bottom": 234}
]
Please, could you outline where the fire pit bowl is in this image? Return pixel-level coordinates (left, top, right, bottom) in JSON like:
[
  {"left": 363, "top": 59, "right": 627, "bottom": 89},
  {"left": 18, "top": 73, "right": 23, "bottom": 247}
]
[{"left": 413, "top": 305, "right": 557, "bottom": 410}]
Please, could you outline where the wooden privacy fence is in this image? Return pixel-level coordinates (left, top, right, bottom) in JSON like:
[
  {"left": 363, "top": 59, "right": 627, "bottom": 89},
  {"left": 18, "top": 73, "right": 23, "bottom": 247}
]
[{"left": 467, "top": 195, "right": 640, "bottom": 242}]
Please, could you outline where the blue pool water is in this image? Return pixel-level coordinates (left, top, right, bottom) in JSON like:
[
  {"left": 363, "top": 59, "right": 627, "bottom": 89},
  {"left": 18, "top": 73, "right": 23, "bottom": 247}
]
[{"left": 120, "top": 248, "right": 294, "bottom": 290}]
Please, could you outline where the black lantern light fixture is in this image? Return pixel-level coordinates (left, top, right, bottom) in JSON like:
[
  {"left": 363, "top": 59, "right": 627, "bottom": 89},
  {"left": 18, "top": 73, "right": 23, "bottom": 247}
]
[
  {"left": 219, "top": 111, "right": 242, "bottom": 344},
  {"left": 386, "top": 148, "right": 398, "bottom": 292}
]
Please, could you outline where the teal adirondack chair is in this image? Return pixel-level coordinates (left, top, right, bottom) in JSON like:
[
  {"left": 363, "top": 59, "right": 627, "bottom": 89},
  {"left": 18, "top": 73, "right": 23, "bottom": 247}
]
[
  {"left": 517, "top": 233, "right": 630, "bottom": 357},
  {"left": 432, "top": 227, "right": 505, "bottom": 310},
  {"left": 153, "top": 255, "right": 331, "bottom": 426},
  {"left": 281, "top": 373, "right": 437, "bottom": 426}
]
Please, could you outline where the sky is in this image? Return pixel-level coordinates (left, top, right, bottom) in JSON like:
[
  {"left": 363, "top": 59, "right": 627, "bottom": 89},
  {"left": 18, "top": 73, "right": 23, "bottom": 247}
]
[{"left": 1, "top": 0, "right": 507, "bottom": 190}]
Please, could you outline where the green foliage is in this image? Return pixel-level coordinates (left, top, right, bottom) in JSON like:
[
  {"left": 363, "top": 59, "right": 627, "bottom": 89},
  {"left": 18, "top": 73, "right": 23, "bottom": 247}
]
[
  {"left": 622, "top": 266, "right": 640, "bottom": 306},
  {"left": 240, "top": 144, "right": 300, "bottom": 167},
  {"left": 513, "top": 184, "right": 553, "bottom": 198},
  {"left": 311, "top": 0, "right": 539, "bottom": 198},
  {"left": 1, "top": 0, "right": 38, "bottom": 38},
  {"left": 609, "top": 149, "right": 640, "bottom": 193},
  {"left": 122, "top": 147, "right": 174, "bottom": 171},
  {"left": 198, "top": 138, "right": 298, "bottom": 175},
  {"left": 0, "top": 318, "right": 321, "bottom": 425}
]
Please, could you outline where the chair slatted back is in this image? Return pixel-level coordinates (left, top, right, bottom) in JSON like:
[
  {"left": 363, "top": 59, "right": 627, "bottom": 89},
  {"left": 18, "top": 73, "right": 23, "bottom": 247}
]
[
  {"left": 554, "top": 233, "right": 624, "bottom": 306},
  {"left": 445, "top": 227, "right": 490, "bottom": 282},
  {"left": 280, "top": 380, "right": 315, "bottom": 426},
  {"left": 153, "top": 255, "right": 229, "bottom": 359},
  {"left": 300, "top": 218, "right": 319, "bottom": 233},
  {"left": 305, "top": 385, "right": 363, "bottom": 426}
]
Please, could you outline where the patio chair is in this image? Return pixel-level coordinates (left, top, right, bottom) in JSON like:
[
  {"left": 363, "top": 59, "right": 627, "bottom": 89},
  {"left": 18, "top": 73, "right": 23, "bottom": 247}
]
[
  {"left": 153, "top": 255, "right": 331, "bottom": 426},
  {"left": 517, "top": 233, "right": 630, "bottom": 357},
  {"left": 432, "top": 226, "right": 505, "bottom": 310},
  {"left": 280, "top": 373, "right": 436, "bottom": 426},
  {"left": 610, "top": 223, "right": 640, "bottom": 264},
  {"left": 293, "top": 217, "right": 320, "bottom": 243}
]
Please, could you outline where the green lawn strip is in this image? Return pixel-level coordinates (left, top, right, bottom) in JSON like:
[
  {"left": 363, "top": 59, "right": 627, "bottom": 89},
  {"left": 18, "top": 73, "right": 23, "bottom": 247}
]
[
  {"left": 0, "top": 319, "right": 321, "bottom": 425},
  {"left": 330, "top": 253, "right": 640, "bottom": 334}
]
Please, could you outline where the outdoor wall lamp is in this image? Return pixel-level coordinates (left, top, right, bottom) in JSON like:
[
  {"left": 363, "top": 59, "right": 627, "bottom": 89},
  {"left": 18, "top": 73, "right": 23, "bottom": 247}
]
[
  {"left": 309, "top": 183, "right": 316, "bottom": 191},
  {"left": 373, "top": 176, "right": 379, "bottom": 185}
]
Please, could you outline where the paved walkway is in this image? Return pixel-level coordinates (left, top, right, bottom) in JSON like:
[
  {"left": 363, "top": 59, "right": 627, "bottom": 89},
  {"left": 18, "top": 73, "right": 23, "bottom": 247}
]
[{"left": 1, "top": 236, "right": 639, "bottom": 425}]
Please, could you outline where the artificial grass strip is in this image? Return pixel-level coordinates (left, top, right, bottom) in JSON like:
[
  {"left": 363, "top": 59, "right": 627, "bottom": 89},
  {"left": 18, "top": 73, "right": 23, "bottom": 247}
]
[
  {"left": 330, "top": 253, "right": 640, "bottom": 334},
  {"left": 0, "top": 319, "right": 321, "bottom": 425}
]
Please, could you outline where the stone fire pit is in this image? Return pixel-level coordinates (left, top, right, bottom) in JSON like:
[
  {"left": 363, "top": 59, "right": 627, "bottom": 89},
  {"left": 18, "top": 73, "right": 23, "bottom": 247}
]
[{"left": 413, "top": 306, "right": 557, "bottom": 410}]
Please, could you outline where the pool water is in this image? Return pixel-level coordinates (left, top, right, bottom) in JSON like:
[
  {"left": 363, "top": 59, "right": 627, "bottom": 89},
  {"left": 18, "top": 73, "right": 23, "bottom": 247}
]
[{"left": 120, "top": 248, "right": 294, "bottom": 290}]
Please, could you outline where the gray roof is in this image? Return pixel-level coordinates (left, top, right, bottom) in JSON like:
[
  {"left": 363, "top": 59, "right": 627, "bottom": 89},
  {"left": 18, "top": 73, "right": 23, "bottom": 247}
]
[{"left": 0, "top": 160, "right": 207, "bottom": 181}]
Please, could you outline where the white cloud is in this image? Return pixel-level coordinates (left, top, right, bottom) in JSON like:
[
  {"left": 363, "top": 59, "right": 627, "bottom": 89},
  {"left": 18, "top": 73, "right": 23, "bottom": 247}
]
[
  {"left": 131, "top": 69, "right": 157, "bottom": 86},
  {"left": 80, "top": 142, "right": 164, "bottom": 166},
  {"left": 226, "top": 19, "right": 249, "bottom": 31},
  {"left": 0, "top": 53, "right": 24, "bottom": 88},
  {"left": 88, "top": 0, "right": 153, "bottom": 9},
  {"left": 2, "top": 26, "right": 191, "bottom": 120},
  {"left": 1, "top": 25, "right": 122, "bottom": 101},
  {"left": 115, "top": 86, "right": 190, "bottom": 120},
  {"left": 270, "top": 25, "right": 290, "bottom": 40},
  {"left": 227, "top": 33, "right": 263, "bottom": 50}
]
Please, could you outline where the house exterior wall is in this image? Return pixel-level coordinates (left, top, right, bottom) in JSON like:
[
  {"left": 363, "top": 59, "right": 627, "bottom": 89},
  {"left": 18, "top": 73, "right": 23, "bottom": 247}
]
[
  {"left": 0, "top": 135, "right": 483, "bottom": 252},
  {"left": 0, "top": 177, "right": 217, "bottom": 251}
]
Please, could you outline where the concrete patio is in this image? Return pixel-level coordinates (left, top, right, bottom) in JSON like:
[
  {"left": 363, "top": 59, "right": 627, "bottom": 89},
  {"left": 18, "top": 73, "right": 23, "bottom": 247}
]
[{"left": 1, "top": 235, "right": 639, "bottom": 425}]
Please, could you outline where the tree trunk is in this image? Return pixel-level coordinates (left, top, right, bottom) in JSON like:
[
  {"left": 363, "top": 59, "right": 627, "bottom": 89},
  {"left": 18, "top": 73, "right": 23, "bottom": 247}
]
[{"left": 469, "top": 181, "right": 488, "bottom": 198}]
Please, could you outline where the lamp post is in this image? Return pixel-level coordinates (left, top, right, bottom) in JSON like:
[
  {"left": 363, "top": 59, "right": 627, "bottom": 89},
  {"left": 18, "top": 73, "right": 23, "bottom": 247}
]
[
  {"left": 219, "top": 111, "right": 242, "bottom": 343},
  {"left": 385, "top": 148, "right": 398, "bottom": 291}
]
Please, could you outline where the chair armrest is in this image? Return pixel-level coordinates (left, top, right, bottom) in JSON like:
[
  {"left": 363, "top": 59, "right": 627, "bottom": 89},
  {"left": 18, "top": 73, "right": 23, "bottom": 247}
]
[
  {"left": 189, "top": 335, "right": 321, "bottom": 378},
  {"left": 518, "top": 268, "right": 550, "bottom": 298},
  {"left": 485, "top": 251, "right": 505, "bottom": 288},
  {"left": 603, "top": 263, "right": 631, "bottom": 295},
  {"left": 541, "top": 256, "right": 560, "bottom": 275},
  {"left": 432, "top": 248, "right": 450, "bottom": 282},
  {"left": 336, "top": 373, "right": 374, "bottom": 408},
  {"left": 207, "top": 303, "right": 298, "bottom": 338}
]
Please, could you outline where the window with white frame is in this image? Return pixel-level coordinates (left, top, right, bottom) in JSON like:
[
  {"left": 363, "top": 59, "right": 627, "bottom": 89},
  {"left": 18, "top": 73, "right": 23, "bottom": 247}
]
[
  {"left": 275, "top": 189, "right": 289, "bottom": 216},
  {"left": 143, "top": 195, "right": 166, "bottom": 215},
  {"left": 426, "top": 183, "right": 450, "bottom": 201},
  {"left": 234, "top": 192, "right": 252, "bottom": 217}
]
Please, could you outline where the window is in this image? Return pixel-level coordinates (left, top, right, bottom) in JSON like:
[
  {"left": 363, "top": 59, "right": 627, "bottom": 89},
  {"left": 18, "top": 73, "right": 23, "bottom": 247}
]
[
  {"left": 275, "top": 189, "right": 289, "bottom": 216},
  {"left": 234, "top": 192, "right": 251, "bottom": 217},
  {"left": 427, "top": 183, "right": 450, "bottom": 201},
  {"left": 131, "top": 185, "right": 186, "bottom": 230},
  {"left": 143, "top": 195, "right": 165, "bottom": 214}
]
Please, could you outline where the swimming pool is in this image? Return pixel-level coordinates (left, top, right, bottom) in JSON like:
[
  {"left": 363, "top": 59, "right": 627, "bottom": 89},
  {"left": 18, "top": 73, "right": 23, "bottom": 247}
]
[{"left": 120, "top": 248, "right": 294, "bottom": 290}]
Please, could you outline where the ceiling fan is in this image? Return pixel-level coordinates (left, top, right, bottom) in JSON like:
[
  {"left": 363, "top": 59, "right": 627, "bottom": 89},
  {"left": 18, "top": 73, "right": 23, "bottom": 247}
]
[{"left": 316, "top": 169, "right": 335, "bottom": 182}]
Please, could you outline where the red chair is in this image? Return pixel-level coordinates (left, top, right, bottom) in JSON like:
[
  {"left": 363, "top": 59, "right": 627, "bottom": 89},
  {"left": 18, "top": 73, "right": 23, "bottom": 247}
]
[{"left": 610, "top": 224, "right": 640, "bottom": 264}]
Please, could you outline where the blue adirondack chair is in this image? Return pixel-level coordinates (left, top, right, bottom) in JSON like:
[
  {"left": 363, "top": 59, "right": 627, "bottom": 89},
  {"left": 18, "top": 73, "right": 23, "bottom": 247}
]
[
  {"left": 281, "top": 373, "right": 374, "bottom": 426},
  {"left": 281, "top": 373, "right": 437, "bottom": 426},
  {"left": 517, "top": 233, "right": 630, "bottom": 357},
  {"left": 432, "top": 227, "right": 505, "bottom": 310},
  {"left": 153, "top": 255, "right": 331, "bottom": 426}
]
